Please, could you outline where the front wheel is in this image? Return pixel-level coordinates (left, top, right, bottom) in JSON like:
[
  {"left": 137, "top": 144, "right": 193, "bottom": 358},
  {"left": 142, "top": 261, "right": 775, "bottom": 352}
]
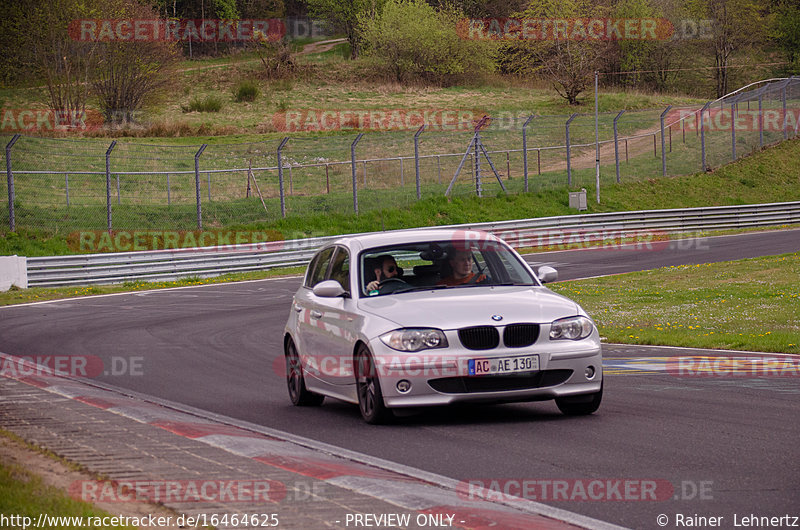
[
  {"left": 355, "top": 345, "right": 392, "bottom": 424},
  {"left": 555, "top": 383, "right": 602, "bottom": 416},
  {"left": 285, "top": 338, "right": 324, "bottom": 406}
]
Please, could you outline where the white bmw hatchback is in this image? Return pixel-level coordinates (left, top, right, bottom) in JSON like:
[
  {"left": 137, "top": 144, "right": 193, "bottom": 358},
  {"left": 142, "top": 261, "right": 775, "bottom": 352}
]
[{"left": 284, "top": 228, "right": 602, "bottom": 423}]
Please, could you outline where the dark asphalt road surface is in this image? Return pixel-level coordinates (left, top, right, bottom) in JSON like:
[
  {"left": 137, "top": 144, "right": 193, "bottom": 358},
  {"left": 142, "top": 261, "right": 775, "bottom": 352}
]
[{"left": 1, "top": 229, "right": 798, "bottom": 529}]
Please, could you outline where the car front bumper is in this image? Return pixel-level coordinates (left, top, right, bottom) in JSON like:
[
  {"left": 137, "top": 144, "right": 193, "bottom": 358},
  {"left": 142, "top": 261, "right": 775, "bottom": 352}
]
[{"left": 369, "top": 338, "right": 603, "bottom": 408}]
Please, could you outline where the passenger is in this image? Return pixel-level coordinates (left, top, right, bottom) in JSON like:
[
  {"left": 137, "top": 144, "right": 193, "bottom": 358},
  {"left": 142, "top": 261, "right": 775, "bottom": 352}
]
[
  {"left": 366, "top": 255, "right": 399, "bottom": 291},
  {"left": 438, "top": 250, "right": 486, "bottom": 286}
]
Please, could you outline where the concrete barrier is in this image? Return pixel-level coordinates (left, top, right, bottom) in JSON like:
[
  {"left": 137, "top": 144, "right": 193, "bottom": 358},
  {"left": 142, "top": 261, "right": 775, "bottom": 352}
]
[{"left": 0, "top": 255, "right": 27, "bottom": 291}]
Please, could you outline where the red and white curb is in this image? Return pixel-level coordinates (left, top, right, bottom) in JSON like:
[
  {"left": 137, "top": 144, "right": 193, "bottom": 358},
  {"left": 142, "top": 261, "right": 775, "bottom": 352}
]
[{"left": 0, "top": 351, "right": 624, "bottom": 530}]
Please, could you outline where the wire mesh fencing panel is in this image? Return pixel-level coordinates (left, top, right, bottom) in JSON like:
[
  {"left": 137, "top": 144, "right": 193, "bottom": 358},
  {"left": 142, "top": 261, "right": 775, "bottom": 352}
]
[
  {"left": 4, "top": 78, "right": 800, "bottom": 235},
  {"left": 108, "top": 142, "right": 202, "bottom": 232},
  {"left": 9, "top": 136, "right": 111, "bottom": 234},
  {"left": 198, "top": 141, "right": 281, "bottom": 228},
  {"left": 279, "top": 134, "right": 362, "bottom": 219}
]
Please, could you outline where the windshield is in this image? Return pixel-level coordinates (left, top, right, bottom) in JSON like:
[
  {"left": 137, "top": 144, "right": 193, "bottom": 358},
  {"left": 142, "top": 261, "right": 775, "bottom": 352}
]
[{"left": 359, "top": 239, "right": 537, "bottom": 297}]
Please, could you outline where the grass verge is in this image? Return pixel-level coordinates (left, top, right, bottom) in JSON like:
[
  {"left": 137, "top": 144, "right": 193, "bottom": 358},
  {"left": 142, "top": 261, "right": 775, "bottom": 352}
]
[
  {"left": 0, "top": 268, "right": 305, "bottom": 307},
  {"left": 550, "top": 252, "right": 800, "bottom": 354},
  {"left": 0, "top": 458, "right": 135, "bottom": 530}
]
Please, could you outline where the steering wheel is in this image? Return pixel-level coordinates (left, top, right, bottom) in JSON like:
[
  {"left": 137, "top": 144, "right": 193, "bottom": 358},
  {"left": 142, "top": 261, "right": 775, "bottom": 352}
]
[{"left": 378, "top": 277, "right": 408, "bottom": 293}]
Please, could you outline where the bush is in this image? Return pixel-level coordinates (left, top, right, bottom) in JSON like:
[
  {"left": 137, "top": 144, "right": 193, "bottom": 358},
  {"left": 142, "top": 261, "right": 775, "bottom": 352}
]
[
  {"left": 359, "top": 0, "right": 495, "bottom": 84},
  {"left": 182, "top": 95, "right": 223, "bottom": 113},
  {"left": 234, "top": 80, "right": 260, "bottom": 102}
]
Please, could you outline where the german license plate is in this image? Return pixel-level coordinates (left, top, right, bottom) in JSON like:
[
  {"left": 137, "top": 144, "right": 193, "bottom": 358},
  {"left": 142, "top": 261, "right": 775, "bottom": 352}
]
[{"left": 468, "top": 355, "right": 539, "bottom": 376}]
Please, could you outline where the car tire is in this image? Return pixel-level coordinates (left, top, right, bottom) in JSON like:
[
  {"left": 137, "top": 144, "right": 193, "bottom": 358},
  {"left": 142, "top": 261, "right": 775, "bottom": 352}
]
[
  {"left": 555, "top": 382, "right": 602, "bottom": 416},
  {"left": 285, "top": 338, "right": 324, "bottom": 406},
  {"left": 355, "top": 344, "right": 392, "bottom": 424}
]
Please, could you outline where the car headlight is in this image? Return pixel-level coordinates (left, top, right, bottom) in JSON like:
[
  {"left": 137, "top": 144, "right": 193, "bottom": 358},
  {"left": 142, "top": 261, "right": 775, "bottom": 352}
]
[
  {"left": 380, "top": 328, "right": 448, "bottom": 352},
  {"left": 549, "top": 316, "right": 593, "bottom": 340}
]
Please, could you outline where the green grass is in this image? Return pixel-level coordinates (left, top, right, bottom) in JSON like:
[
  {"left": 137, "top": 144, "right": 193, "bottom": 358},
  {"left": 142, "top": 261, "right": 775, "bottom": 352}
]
[
  {"left": 0, "top": 458, "right": 136, "bottom": 530},
  {"left": 182, "top": 94, "right": 224, "bottom": 113},
  {"left": 550, "top": 252, "right": 800, "bottom": 354}
]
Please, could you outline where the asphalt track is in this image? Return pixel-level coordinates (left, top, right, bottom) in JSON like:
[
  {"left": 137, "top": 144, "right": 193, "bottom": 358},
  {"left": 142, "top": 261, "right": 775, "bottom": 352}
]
[{"left": 1, "top": 229, "right": 798, "bottom": 529}]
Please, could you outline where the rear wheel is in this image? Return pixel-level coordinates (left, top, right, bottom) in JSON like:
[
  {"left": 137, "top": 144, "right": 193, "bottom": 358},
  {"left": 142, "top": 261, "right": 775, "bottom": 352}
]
[
  {"left": 285, "top": 338, "right": 324, "bottom": 406},
  {"left": 355, "top": 345, "right": 392, "bottom": 424},
  {"left": 555, "top": 383, "right": 602, "bottom": 416}
]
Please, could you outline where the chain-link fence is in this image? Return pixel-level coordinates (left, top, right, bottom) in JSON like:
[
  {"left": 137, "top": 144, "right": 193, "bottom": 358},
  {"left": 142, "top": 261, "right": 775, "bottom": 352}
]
[{"left": 3, "top": 77, "right": 799, "bottom": 234}]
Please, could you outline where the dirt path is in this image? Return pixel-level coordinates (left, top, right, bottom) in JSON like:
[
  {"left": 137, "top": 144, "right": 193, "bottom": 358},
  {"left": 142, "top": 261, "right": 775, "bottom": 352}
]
[
  {"left": 296, "top": 38, "right": 347, "bottom": 56},
  {"left": 177, "top": 37, "right": 347, "bottom": 73},
  {"left": 534, "top": 124, "right": 668, "bottom": 173}
]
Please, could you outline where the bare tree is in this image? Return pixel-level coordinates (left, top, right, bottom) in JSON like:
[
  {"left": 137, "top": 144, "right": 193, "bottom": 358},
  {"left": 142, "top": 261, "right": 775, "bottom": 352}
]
[
  {"left": 705, "top": 0, "right": 763, "bottom": 97},
  {"left": 27, "top": 0, "right": 99, "bottom": 128},
  {"left": 499, "top": 0, "right": 611, "bottom": 105}
]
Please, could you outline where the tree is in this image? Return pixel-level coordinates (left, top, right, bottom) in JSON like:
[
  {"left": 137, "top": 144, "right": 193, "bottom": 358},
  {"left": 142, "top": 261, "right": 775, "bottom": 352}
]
[
  {"left": 771, "top": 1, "right": 800, "bottom": 73},
  {"left": 359, "top": 0, "right": 494, "bottom": 83},
  {"left": 700, "top": 0, "right": 764, "bottom": 97},
  {"left": 26, "top": 0, "right": 101, "bottom": 128},
  {"left": 87, "top": 0, "right": 180, "bottom": 125},
  {"left": 503, "top": 0, "right": 611, "bottom": 105}
]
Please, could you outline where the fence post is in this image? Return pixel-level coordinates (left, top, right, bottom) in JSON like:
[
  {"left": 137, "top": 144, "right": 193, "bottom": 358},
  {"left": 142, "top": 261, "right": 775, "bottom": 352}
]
[
  {"left": 565, "top": 113, "right": 577, "bottom": 187},
  {"left": 277, "top": 137, "right": 289, "bottom": 218},
  {"left": 758, "top": 90, "right": 764, "bottom": 148},
  {"left": 194, "top": 144, "right": 207, "bottom": 229},
  {"left": 351, "top": 133, "right": 363, "bottom": 214},
  {"left": 782, "top": 79, "right": 789, "bottom": 140},
  {"left": 613, "top": 111, "right": 624, "bottom": 183},
  {"left": 522, "top": 115, "right": 534, "bottom": 192},
  {"left": 700, "top": 102, "right": 711, "bottom": 171},
  {"left": 65, "top": 173, "right": 70, "bottom": 207},
  {"left": 414, "top": 125, "right": 424, "bottom": 200},
  {"left": 660, "top": 106, "right": 672, "bottom": 177},
  {"left": 474, "top": 130, "right": 481, "bottom": 198},
  {"left": 166, "top": 173, "right": 171, "bottom": 206},
  {"left": 730, "top": 98, "right": 737, "bottom": 161},
  {"left": 105, "top": 141, "right": 117, "bottom": 232},
  {"left": 5, "top": 134, "right": 20, "bottom": 231}
]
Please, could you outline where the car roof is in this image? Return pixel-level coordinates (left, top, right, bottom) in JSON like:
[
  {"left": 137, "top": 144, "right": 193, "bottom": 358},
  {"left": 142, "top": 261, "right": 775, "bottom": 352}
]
[{"left": 332, "top": 228, "right": 502, "bottom": 252}]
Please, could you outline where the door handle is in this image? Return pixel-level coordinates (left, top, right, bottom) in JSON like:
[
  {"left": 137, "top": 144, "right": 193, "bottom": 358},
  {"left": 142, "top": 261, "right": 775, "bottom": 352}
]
[{"left": 310, "top": 310, "right": 323, "bottom": 319}]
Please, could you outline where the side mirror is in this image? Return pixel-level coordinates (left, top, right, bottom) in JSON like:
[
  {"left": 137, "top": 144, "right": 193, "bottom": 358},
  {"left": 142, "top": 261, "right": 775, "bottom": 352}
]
[
  {"left": 312, "top": 280, "right": 347, "bottom": 298},
  {"left": 537, "top": 266, "right": 558, "bottom": 284}
]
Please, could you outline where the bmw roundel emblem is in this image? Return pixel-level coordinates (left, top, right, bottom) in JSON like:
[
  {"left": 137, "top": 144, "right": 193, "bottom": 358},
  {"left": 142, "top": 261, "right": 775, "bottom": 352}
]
[{"left": 491, "top": 314, "right": 503, "bottom": 321}]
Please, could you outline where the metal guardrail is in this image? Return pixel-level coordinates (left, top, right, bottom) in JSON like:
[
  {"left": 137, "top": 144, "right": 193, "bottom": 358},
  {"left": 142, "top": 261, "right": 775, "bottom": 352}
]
[{"left": 25, "top": 201, "right": 800, "bottom": 287}]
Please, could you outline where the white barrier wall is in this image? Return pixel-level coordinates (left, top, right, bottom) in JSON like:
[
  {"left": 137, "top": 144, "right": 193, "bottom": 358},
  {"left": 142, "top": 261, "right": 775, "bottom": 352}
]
[{"left": 0, "top": 255, "right": 27, "bottom": 291}]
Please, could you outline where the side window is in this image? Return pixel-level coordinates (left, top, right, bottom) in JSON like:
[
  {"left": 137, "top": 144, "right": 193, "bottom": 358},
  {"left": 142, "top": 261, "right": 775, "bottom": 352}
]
[
  {"left": 329, "top": 247, "right": 350, "bottom": 293},
  {"left": 306, "top": 247, "right": 334, "bottom": 288}
]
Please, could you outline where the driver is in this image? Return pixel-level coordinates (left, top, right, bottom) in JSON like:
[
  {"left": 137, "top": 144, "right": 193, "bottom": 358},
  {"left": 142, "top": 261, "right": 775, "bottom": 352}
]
[{"left": 366, "top": 255, "right": 399, "bottom": 292}]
